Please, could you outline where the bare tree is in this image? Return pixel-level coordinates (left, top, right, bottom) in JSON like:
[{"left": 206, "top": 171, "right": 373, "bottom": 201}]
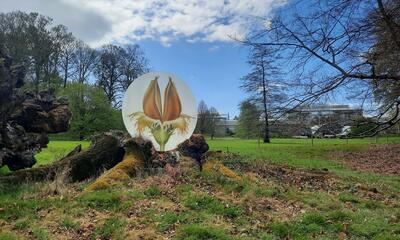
[
  {"left": 242, "top": 0, "right": 400, "bottom": 136},
  {"left": 196, "top": 100, "right": 209, "bottom": 134},
  {"left": 208, "top": 107, "right": 220, "bottom": 139},
  {"left": 94, "top": 44, "right": 149, "bottom": 108},
  {"left": 241, "top": 46, "right": 286, "bottom": 143},
  {"left": 54, "top": 25, "right": 76, "bottom": 88},
  {"left": 120, "top": 44, "right": 149, "bottom": 91},
  {"left": 72, "top": 40, "right": 97, "bottom": 84},
  {"left": 95, "top": 44, "right": 125, "bottom": 107}
]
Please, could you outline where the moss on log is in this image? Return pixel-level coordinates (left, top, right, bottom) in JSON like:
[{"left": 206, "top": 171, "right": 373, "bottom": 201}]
[{"left": 86, "top": 140, "right": 145, "bottom": 191}]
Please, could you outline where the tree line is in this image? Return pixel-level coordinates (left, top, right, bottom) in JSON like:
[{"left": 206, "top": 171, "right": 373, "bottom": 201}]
[
  {"left": 0, "top": 11, "right": 148, "bottom": 138},
  {"left": 0, "top": 11, "right": 148, "bottom": 107}
]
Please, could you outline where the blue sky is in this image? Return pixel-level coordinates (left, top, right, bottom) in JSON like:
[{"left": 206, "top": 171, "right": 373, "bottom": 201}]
[
  {"left": 139, "top": 40, "right": 250, "bottom": 117},
  {"left": 0, "top": 0, "right": 289, "bottom": 117}
]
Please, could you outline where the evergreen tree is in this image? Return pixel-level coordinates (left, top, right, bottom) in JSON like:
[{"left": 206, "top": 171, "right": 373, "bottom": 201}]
[{"left": 236, "top": 100, "right": 261, "bottom": 139}]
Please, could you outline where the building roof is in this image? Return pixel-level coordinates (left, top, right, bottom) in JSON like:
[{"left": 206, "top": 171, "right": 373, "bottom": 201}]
[{"left": 291, "top": 104, "right": 361, "bottom": 112}]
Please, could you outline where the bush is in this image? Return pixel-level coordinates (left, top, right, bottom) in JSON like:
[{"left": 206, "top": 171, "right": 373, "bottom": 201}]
[{"left": 57, "top": 83, "right": 125, "bottom": 139}]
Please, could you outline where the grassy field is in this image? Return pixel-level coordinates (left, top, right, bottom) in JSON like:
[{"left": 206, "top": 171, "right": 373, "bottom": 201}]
[
  {"left": 0, "top": 137, "right": 399, "bottom": 239},
  {"left": 0, "top": 141, "right": 91, "bottom": 174}
]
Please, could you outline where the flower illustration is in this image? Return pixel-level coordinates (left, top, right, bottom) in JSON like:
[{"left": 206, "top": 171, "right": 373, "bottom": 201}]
[{"left": 128, "top": 77, "right": 192, "bottom": 151}]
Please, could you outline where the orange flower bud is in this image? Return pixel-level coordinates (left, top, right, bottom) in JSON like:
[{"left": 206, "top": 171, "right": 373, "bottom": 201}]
[
  {"left": 162, "top": 77, "right": 182, "bottom": 122},
  {"left": 143, "top": 77, "right": 163, "bottom": 121}
]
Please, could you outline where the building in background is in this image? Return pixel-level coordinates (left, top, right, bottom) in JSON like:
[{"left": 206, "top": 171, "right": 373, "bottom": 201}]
[
  {"left": 271, "top": 105, "right": 363, "bottom": 137},
  {"left": 215, "top": 113, "right": 238, "bottom": 136},
  {"left": 206, "top": 105, "right": 365, "bottom": 138}
]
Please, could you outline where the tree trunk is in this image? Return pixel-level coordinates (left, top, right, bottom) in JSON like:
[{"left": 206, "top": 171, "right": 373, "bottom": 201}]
[
  {"left": 63, "top": 56, "right": 68, "bottom": 88},
  {"left": 261, "top": 61, "right": 270, "bottom": 143},
  {"left": 377, "top": 0, "right": 400, "bottom": 50},
  {"left": 35, "top": 66, "right": 40, "bottom": 95},
  {"left": 85, "top": 139, "right": 145, "bottom": 191},
  {"left": 263, "top": 118, "right": 270, "bottom": 143},
  {"left": 0, "top": 135, "right": 124, "bottom": 184},
  {"left": 0, "top": 133, "right": 210, "bottom": 186}
]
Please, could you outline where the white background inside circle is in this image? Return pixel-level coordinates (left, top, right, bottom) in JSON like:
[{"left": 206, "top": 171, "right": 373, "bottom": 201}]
[{"left": 122, "top": 72, "right": 197, "bottom": 151}]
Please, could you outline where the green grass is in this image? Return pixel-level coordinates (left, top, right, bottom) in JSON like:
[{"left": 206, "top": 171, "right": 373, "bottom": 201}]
[
  {"left": 208, "top": 137, "right": 400, "bottom": 192},
  {"left": 59, "top": 216, "right": 79, "bottom": 230},
  {"left": 2, "top": 137, "right": 398, "bottom": 174},
  {"left": 77, "top": 189, "right": 123, "bottom": 211},
  {"left": 35, "top": 140, "right": 90, "bottom": 166},
  {"left": 208, "top": 137, "right": 399, "bottom": 168},
  {"left": 0, "top": 137, "right": 399, "bottom": 239},
  {"left": 175, "top": 224, "right": 230, "bottom": 240},
  {"left": 0, "top": 140, "right": 90, "bottom": 174},
  {"left": 93, "top": 216, "right": 125, "bottom": 240}
]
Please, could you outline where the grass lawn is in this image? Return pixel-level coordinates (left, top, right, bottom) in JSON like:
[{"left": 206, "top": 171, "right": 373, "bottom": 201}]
[
  {"left": 0, "top": 137, "right": 399, "bottom": 239},
  {"left": 208, "top": 137, "right": 400, "bottom": 192},
  {"left": 35, "top": 140, "right": 91, "bottom": 166},
  {"left": 0, "top": 141, "right": 91, "bottom": 175}
]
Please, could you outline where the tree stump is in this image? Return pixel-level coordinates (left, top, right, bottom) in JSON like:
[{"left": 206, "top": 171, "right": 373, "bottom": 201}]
[{"left": 0, "top": 46, "right": 72, "bottom": 171}]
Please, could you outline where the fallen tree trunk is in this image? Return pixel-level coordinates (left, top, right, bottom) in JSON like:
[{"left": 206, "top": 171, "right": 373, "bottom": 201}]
[
  {"left": 0, "top": 133, "right": 210, "bottom": 187},
  {"left": 86, "top": 139, "right": 146, "bottom": 191},
  {"left": 0, "top": 134, "right": 124, "bottom": 184}
]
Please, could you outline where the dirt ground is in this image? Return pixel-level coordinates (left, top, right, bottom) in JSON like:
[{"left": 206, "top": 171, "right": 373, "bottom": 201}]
[{"left": 334, "top": 144, "right": 400, "bottom": 175}]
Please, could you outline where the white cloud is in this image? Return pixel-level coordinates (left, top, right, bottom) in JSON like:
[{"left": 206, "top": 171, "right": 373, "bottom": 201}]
[{"left": 0, "top": 0, "right": 287, "bottom": 47}]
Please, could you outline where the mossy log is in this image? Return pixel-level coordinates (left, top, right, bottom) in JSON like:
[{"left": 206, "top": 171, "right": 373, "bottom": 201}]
[
  {"left": 0, "top": 134, "right": 124, "bottom": 184},
  {"left": 86, "top": 140, "right": 145, "bottom": 191},
  {"left": 0, "top": 133, "right": 211, "bottom": 187}
]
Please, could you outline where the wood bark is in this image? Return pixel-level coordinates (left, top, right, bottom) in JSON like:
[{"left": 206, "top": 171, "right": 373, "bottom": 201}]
[{"left": 0, "top": 135, "right": 124, "bottom": 184}]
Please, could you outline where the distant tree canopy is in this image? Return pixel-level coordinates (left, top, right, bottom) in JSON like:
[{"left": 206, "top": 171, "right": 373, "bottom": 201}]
[
  {"left": 0, "top": 11, "right": 149, "bottom": 138},
  {"left": 0, "top": 11, "right": 148, "bottom": 103},
  {"left": 236, "top": 100, "right": 261, "bottom": 139},
  {"left": 243, "top": 0, "right": 400, "bottom": 136},
  {"left": 195, "top": 100, "right": 220, "bottom": 137},
  {"left": 95, "top": 44, "right": 148, "bottom": 108},
  {"left": 57, "top": 83, "right": 124, "bottom": 139}
]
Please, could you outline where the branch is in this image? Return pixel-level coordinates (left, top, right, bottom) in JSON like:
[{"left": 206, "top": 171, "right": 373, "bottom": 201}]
[{"left": 377, "top": 0, "right": 400, "bottom": 50}]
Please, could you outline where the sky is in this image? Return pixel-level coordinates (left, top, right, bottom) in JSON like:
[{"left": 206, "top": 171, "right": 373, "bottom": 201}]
[{"left": 0, "top": 0, "right": 288, "bottom": 117}]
